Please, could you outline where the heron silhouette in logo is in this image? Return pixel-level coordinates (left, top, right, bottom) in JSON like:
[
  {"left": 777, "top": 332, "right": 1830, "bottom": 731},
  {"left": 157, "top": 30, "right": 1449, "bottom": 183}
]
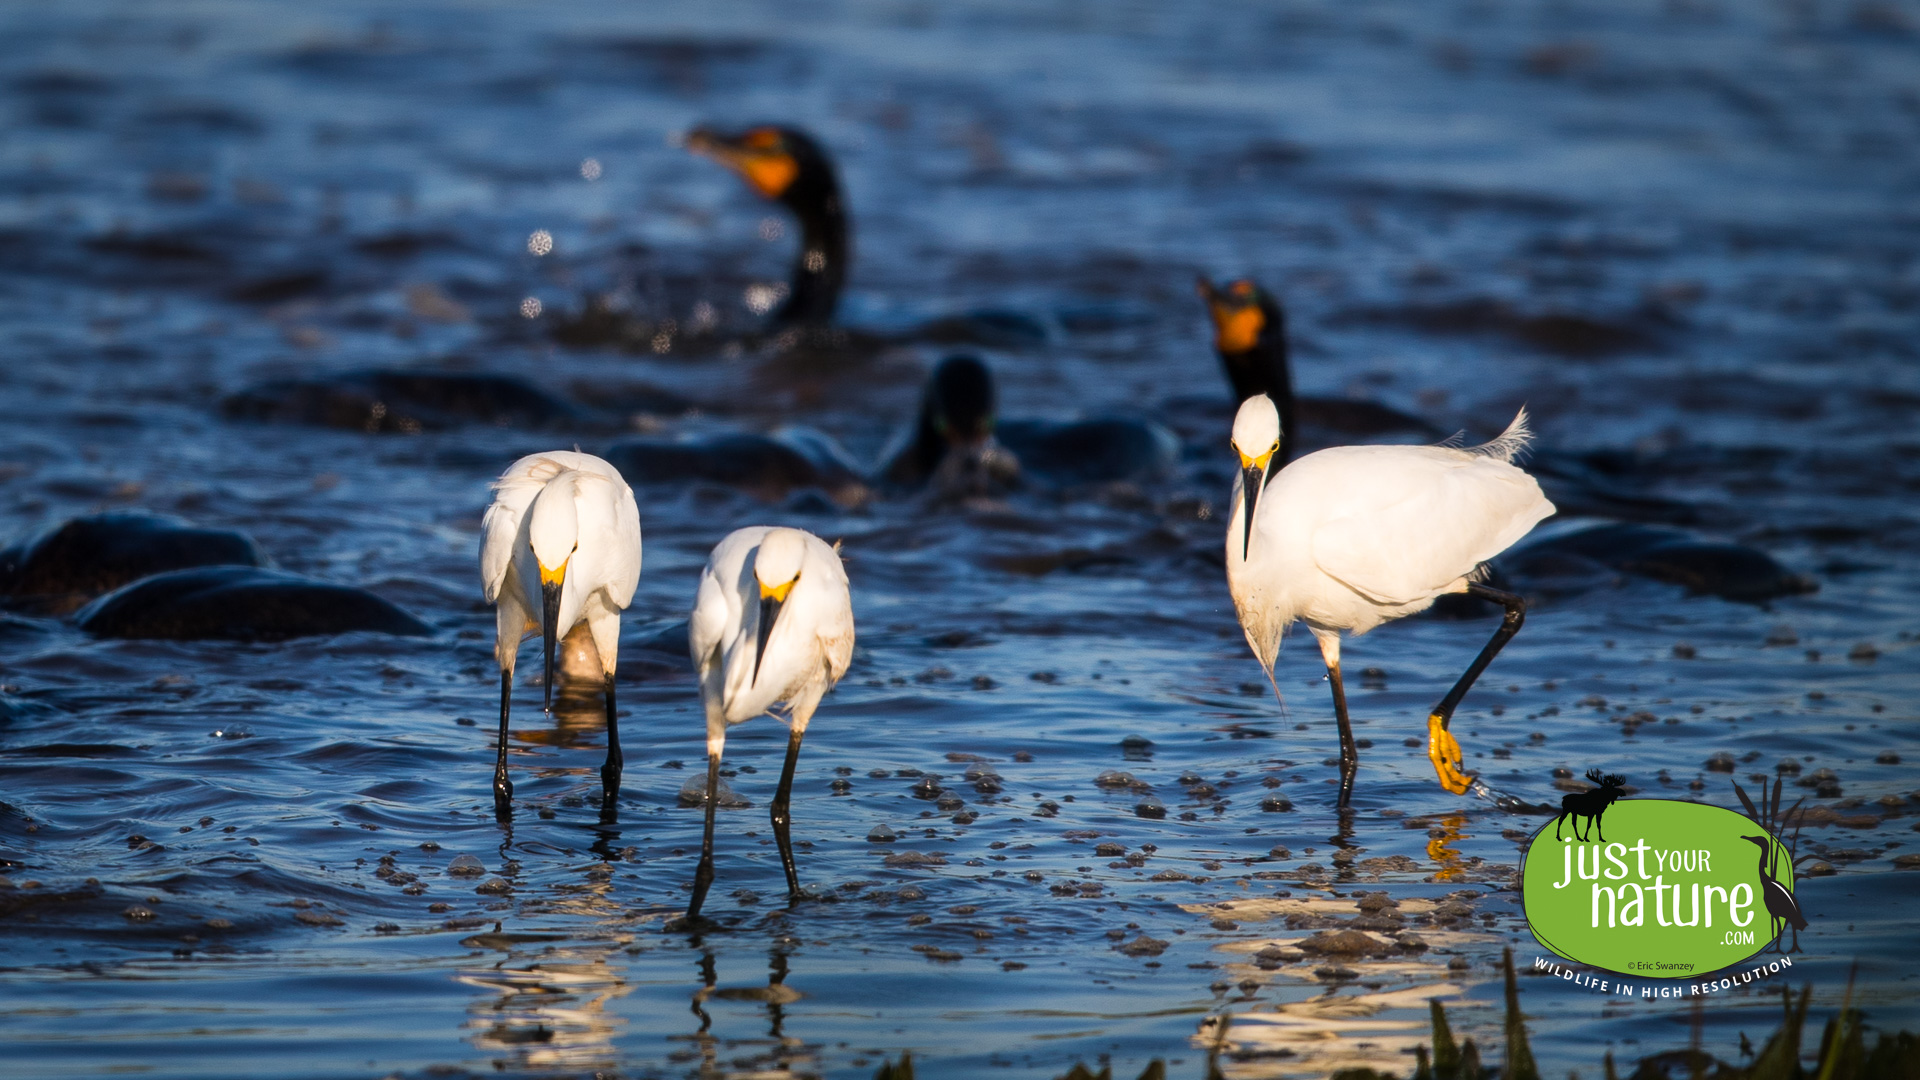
[
  {"left": 1741, "top": 834, "right": 1807, "bottom": 954},
  {"left": 1553, "top": 768, "right": 1626, "bottom": 842}
]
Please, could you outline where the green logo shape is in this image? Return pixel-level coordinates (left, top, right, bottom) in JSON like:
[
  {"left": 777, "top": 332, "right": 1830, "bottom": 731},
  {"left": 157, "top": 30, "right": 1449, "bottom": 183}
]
[{"left": 1521, "top": 799, "right": 1792, "bottom": 978}]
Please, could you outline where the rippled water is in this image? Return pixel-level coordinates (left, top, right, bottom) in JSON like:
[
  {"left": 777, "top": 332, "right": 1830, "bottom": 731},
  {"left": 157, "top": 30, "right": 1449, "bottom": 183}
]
[{"left": 3, "top": 1, "right": 1918, "bottom": 1077}]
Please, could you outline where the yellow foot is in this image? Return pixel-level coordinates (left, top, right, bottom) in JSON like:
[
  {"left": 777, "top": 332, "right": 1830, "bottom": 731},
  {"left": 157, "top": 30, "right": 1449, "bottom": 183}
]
[{"left": 1427, "top": 714, "right": 1473, "bottom": 795}]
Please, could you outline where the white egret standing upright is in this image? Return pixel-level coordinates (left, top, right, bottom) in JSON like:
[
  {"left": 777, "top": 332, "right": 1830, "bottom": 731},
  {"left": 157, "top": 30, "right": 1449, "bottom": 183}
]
[
  {"left": 685, "top": 526, "right": 854, "bottom": 920},
  {"left": 1225, "top": 394, "right": 1554, "bottom": 807},
  {"left": 480, "top": 451, "right": 642, "bottom": 817}
]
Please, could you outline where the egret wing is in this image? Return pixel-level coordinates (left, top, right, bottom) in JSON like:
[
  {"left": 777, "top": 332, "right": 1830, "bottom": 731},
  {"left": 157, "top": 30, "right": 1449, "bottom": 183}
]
[
  {"left": 1311, "top": 452, "right": 1552, "bottom": 606},
  {"left": 687, "top": 565, "right": 732, "bottom": 678},
  {"left": 608, "top": 483, "right": 642, "bottom": 605},
  {"left": 479, "top": 497, "right": 527, "bottom": 603}
]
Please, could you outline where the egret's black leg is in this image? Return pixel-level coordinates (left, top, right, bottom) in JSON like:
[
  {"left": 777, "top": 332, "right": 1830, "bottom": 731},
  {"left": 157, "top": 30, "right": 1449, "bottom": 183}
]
[
  {"left": 769, "top": 726, "right": 807, "bottom": 901},
  {"left": 493, "top": 670, "right": 514, "bottom": 817},
  {"left": 600, "top": 674, "right": 623, "bottom": 813},
  {"left": 686, "top": 751, "right": 722, "bottom": 921},
  {"left": 1427, "top": 582, "right": 1528, "bottom": 795},
  {"left": 1326, "top": 659, "right": 1359, "bottom": 808}
]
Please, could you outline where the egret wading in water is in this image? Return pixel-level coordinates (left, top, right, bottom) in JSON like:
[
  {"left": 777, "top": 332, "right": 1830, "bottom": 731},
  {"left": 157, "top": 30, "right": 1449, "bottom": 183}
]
[
  {"left": 685, "top": 526, "right": 854, "bottom": 921},
  {"left": 1225, "top": 395, "right": 1554, "bottom": 806},
  {"left": 480, "top": 452, "right": 642, "bottom": 817}
]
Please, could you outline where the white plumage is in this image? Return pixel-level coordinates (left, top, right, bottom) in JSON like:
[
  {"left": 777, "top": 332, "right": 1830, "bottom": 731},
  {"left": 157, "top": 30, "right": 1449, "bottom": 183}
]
[
  {"left": 684, "top": 525, "right": 854, "bottom": 921},
  {"left": 478, "top": 450, "right": 642, "bottom": 816},
  {"left": 1225, "top": 395, "right": 1553, "bottom": 804},
  {"left": 690, "top": 527, "right": 854, "bottom": 734}
]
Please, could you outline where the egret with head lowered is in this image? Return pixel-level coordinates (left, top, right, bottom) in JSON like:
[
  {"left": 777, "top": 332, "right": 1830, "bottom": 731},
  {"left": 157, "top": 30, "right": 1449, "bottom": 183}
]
[
  {"left": 1225, "top": 394, "right": 1554, "bottom": 807},
  {"left": 685, "top": 526, "right": 854, "bottom": 921},
  {"left": 480, "top": 451, "right": 642, "bottom": 818}
]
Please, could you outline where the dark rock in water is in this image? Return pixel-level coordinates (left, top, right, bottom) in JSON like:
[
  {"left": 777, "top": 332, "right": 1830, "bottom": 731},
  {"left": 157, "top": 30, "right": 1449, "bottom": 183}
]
[
  {"left": 911, "top": 308, "right": 1052, "bottom": 348},
  {"left": 1505, "top": 523, "right": 1816, "bottom": 603},
  {"left": 604, "top": 429, "right": 869, "bottom": 507},
  {"left": 221, "top": 369, "right": 587, "bottom": 432},
  {"left": 1527, "top": 451, "right": 1697, "bottom": 524},
  {"left": 77, "top": 566, "right": 433, "bottom": 641},
  {"left": 1329, "top": 298, "right": 1662, "bottom": 357},
  {"left": 0, "top": 513, "right": 265, "bottom": 615},
  {"left": 996, "top": 417, "right": 1179, "bottom": 487},
  {"left": 1621, "top": 540, "right": 1818, "bottom": 602}
]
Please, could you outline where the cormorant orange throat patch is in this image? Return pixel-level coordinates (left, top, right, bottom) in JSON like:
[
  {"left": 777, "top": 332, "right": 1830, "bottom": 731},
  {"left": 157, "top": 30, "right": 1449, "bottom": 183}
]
[
  {"left": 1210, "top": 301, "right": 1265, "bottom": 355},
  {"left": 738, "top": 152, "right": 799, "bottom": 199}
]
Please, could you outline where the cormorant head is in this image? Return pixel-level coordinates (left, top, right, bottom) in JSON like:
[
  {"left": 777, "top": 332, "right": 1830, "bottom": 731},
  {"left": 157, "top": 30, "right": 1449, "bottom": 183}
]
[
  {"left": 1198, "top": 276, "right": 1291, "bottom": 406},
  {"left": 685, "top": 125, "right": 836, "bottom": 211},
  {"left": 1197, "top": 276, "right": 1283, "bottom": 356}
]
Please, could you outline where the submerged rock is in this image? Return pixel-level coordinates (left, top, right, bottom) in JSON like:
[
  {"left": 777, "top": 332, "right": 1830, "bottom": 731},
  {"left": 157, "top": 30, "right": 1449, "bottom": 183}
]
[
  {"left": 221, "top": 369, "right": 586, "bottom": 432},
  {"left": 1508, "top": 522, "right": 1817, "bottom": 602},
  {"left": 0, "top": 513, "right": 265, "bottom": 614},
  {"left": 76, "top": 566, "right": 432, "bottom": 641},
  {"left": 996, "top": 417, "right": 1180, "bottom": 488},
  {"left": 604, "top": 429, "right": 868, "bottom": 507}
]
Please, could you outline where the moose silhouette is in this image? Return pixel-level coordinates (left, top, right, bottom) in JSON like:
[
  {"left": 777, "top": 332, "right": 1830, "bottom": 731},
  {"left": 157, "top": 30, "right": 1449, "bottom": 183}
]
[{"left": 1553, "top": 768, "right": 1627, "bottom": 842}]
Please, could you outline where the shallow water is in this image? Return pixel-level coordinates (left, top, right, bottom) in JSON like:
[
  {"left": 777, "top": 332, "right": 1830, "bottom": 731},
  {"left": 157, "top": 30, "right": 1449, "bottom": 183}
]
[{"left": 3, "top": 1, "right": 1919, "bottom": 1077}]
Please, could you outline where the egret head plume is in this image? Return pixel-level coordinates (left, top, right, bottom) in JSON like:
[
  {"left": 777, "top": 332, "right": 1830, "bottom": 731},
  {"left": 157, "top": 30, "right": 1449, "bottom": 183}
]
[{"left": 527, "top": 475, "right": 580, "bottom": 575}]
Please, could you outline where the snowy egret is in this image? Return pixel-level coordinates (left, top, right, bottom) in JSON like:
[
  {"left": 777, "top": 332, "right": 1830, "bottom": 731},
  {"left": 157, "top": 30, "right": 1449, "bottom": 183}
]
[
  {"left": 876, "top": 354, "right": 1178, "bottom": 493},
  {"left": 685, "top": 526, "right": 854, "bottom": 919},
  {"left": 480, "top": 451, "right": 642, "bottom": 817},
  {"left": 1225, "top": 394, "right": 1554, "bottom": 806},
  {"left": 686, "top": 126, "right": 847, "bottom": 326}
]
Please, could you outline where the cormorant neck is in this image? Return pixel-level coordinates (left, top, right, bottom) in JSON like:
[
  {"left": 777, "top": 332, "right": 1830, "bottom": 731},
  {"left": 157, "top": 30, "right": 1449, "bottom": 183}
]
[
  {"left": 907, "top": 397, "right": 947, "bottom": 479},
  {"left": 1219, "top": 301, "right": 1297, "bottom": 463},
  {"left": 774, "top": 175, "right": 848, "bottom": 327}
]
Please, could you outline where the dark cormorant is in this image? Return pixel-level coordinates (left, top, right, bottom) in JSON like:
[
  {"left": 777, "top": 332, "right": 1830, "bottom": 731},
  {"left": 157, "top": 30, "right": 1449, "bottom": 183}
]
[{"left": 686, "top": 125, "right": 848, "bottom": 328}]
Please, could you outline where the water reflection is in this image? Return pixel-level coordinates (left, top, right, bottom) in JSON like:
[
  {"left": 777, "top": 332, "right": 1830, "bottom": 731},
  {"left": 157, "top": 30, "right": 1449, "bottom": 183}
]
[
  {"left": 1426, "top": 815, "right": 1469, "bottom": 882},
  {"left": 680, "top": 945, "right": 816, "bottom": 1077},
  {"left": 458, "top": 928, "right": 634, "bottom": 1073}
]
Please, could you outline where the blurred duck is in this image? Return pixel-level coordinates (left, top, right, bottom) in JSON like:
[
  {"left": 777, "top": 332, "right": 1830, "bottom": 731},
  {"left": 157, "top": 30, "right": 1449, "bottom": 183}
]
[
  {"left": 685, "top": 526, "right": 854, "bottom": 920},
  {"left": 686, "top": 125, "right": 849, "bottom": 327},
  {"left": 480, "top": 451, "right": 643, "bottom": 818},
  {"left": 877, "top": 354, "right": 1179, "bottom": 494}
]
